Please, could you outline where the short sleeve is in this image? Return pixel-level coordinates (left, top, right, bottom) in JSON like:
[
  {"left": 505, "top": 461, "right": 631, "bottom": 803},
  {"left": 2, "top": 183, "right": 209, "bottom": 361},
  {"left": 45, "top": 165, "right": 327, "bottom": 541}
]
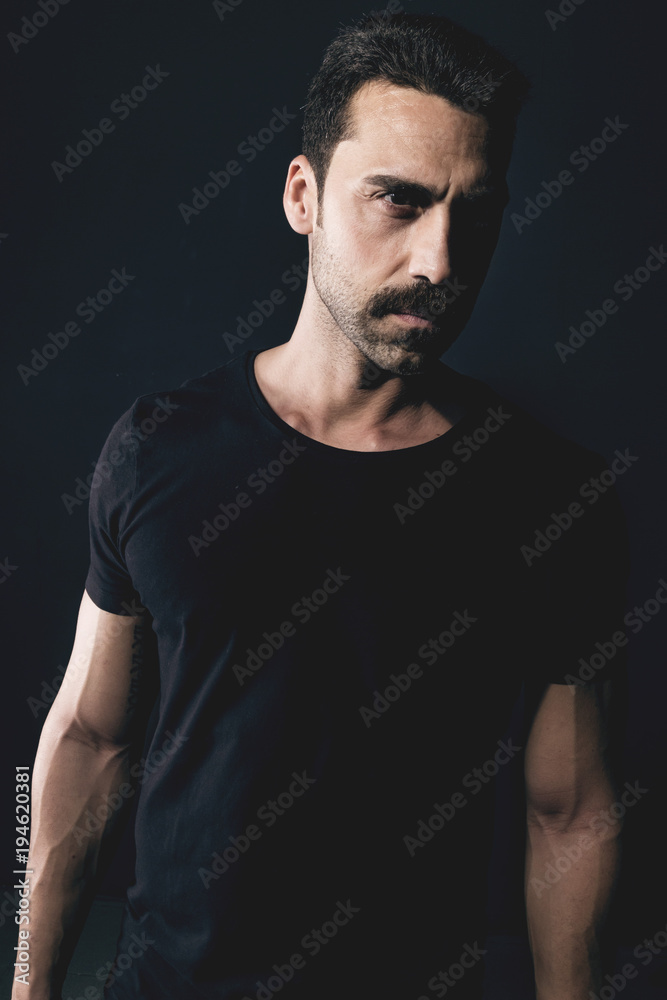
[
  {"left": 84, "top": 404, "right": 143, "bottom": 616},
  {"left": 521, "top": 462, "right": 631, "bottom": 688}
]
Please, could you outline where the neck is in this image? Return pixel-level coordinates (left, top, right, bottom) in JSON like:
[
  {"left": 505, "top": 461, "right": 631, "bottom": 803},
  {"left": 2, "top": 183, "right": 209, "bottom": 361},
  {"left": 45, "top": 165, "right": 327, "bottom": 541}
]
[{"left": 253, "top": 279, "right": 462, "bottom": 452}]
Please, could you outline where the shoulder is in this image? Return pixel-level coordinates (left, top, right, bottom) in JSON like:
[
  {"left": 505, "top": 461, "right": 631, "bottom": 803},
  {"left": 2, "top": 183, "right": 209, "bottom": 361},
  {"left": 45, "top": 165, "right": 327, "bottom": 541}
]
[
  {"left": 103, "top": 352, "right": 253, "bottom": 450},
  {"left": 134, "top": 351, "right": 250, "bottom": 424},
  {"left": 439, "top": 363, "right": 611, "bottom": 485}
]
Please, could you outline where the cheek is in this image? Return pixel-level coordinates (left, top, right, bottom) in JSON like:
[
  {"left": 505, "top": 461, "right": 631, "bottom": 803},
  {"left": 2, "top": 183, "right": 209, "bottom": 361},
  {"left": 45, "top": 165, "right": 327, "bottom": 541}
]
[{"left": 335, "top": 204, "right": 407, "bottom": 267}]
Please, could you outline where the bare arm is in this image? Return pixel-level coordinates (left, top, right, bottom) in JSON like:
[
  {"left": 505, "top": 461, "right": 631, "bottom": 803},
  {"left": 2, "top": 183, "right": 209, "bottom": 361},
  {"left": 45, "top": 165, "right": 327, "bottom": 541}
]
[
  {"left": 524, "top": 680, "right": 622, "bottom": 1000},
  {"left": 11, "top": 591, "right": 155, "bottom": 1000}
]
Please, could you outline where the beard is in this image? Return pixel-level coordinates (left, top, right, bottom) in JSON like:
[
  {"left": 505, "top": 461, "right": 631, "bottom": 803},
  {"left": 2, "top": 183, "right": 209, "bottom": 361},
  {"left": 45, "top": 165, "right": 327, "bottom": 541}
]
[{"left": 310, "top": 224, "right": 479, "bottom": 375}]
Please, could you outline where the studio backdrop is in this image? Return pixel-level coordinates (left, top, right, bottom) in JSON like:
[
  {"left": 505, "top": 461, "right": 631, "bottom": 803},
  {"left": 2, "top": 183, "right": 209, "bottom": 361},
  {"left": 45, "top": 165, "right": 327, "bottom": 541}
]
[{"left": 2, "top": 0, "right": 665, "bottom": 981}]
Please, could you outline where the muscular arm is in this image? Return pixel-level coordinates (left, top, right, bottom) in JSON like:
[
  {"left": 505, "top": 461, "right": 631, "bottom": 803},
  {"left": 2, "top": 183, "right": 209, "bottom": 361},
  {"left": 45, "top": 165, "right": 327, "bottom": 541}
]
[
  {"left": 524, "top": 680, "right": 623, "bottom": 1000},
  {"left": 11, "top": 591, "right": 156, "bottom": 1000}
]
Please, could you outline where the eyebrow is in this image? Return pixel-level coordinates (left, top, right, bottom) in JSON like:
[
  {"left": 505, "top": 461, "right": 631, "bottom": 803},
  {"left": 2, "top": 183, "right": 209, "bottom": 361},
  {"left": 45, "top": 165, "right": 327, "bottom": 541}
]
[{"left": 361, "top": 173, "right": 507, "bottom": 202}]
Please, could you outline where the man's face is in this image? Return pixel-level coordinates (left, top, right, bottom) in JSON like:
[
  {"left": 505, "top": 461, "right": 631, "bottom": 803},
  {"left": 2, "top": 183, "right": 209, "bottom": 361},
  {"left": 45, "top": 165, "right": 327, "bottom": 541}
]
[{"left": 309, "top": 80, "right": 509, "bottom": 374}]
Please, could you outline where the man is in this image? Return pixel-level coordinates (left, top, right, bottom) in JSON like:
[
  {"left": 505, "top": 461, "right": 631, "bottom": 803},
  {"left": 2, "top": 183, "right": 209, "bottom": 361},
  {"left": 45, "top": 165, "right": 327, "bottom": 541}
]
[{"left": 14, "top": 13, "right": 629, "bottom": 1000}]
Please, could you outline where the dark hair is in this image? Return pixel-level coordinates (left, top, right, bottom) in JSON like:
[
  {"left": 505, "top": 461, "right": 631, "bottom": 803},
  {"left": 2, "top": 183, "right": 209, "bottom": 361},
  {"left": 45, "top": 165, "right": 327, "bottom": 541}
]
[{"left": 302, "top": 12, "right": 530, "bottom": 201}]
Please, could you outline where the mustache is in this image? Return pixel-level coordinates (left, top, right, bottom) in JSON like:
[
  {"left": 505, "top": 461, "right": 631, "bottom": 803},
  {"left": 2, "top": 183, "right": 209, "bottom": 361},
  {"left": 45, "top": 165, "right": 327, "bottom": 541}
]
[{"left": 367, "top": 286, "right": 454, "bottom": 321}]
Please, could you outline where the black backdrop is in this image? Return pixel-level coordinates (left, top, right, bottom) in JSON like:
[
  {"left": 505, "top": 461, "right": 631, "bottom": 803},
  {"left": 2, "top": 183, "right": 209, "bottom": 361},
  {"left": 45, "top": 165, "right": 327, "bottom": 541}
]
[{"left": 2, "top": 0, "right": 666, "bottom": 982}]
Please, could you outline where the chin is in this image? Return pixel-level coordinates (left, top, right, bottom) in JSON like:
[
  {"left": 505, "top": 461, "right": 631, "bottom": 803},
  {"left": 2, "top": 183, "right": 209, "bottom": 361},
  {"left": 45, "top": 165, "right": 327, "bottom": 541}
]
[
  {"left": 394, "top": 352, "right": 434, "bottom": 375},
  {"left": 365, "top": 343, "right": 436, "bottom": 376},
  {"left": 395, "top": 330, "right": 464, "bottom": 372},
  {"left": 350, "top": 315, "right": 465, "bottom": 375},
  {"left": 381, "top": 322, "right": 465, "bottom": 369}
]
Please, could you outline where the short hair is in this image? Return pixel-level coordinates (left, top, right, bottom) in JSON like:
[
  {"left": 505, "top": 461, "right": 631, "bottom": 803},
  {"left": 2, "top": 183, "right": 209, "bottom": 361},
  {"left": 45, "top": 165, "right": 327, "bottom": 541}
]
[{"left": 302, "top": 12, "right": 530, "bottom": 202}]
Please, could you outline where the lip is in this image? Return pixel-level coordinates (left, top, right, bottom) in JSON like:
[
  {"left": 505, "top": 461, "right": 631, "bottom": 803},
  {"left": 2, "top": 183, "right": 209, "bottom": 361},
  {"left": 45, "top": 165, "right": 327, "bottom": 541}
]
[{"left": 390, "top": 311, "right": 436, "bottom": 328}]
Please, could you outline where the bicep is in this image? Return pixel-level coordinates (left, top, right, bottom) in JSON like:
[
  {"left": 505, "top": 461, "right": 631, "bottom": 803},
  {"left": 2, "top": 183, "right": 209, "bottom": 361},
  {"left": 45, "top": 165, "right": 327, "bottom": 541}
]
[
  {"left": 524, "top": 680, "right": 619, "bottom": 826},
  {"left": 45, "top": 589, "right": 155, "bottom": 750}
]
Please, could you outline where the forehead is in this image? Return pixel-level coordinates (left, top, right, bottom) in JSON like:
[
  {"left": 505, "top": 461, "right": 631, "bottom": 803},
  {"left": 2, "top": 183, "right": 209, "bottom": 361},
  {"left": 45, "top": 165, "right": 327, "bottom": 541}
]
[{"left": 330, "top": 79, "right": 493, "bottom": 185}]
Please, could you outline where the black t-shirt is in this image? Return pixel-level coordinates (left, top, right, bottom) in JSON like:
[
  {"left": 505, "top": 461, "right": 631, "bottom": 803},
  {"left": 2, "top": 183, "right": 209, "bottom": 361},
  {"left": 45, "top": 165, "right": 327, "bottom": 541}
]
[{"left": 85, "top": 350, "right": 628, "bottom": 999}]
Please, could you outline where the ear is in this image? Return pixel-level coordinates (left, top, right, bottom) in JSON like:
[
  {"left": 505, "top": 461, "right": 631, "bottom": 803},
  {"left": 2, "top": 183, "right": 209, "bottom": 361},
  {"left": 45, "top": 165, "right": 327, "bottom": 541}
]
[{"left": 283, "top": 154, "right": 319, "bottom": 234}]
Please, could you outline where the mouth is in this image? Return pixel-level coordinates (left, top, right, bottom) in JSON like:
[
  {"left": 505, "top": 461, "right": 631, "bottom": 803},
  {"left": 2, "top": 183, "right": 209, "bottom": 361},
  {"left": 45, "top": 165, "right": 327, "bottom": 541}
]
[{"left": 389, "top": 311, "right": 438, "bottom": 328}]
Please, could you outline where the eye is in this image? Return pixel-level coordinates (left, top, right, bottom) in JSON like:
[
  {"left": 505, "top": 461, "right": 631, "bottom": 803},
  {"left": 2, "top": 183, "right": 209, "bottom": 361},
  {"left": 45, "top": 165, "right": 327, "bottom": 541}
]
[
  {"left": 383, "top": 188, "right": 416, "bottom": 206},
  {"left": 378, "top": 187, "right": 426, "bottom": 216}
]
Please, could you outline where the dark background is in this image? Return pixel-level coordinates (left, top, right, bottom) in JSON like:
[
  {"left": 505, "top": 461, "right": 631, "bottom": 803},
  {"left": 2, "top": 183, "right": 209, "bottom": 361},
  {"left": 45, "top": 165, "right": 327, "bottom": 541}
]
[{"left": 2, "top": 0, "right": 666, "bottom": 992}]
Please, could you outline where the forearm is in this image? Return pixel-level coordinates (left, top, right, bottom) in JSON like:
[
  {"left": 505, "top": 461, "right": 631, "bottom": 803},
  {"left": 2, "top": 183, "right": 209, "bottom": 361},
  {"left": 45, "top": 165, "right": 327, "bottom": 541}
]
[
  {"left": 11, "top": 715, "right": 135, "bottom": 1000},
  {"left": 525, "top": 816, "right": 621, "bottom": 1000}
]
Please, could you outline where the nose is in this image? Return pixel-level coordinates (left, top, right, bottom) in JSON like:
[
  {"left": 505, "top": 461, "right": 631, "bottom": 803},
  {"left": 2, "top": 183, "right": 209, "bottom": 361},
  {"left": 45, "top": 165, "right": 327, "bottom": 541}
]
[{"left": 406, "top": 206, "right": 453, "bottom": 286}]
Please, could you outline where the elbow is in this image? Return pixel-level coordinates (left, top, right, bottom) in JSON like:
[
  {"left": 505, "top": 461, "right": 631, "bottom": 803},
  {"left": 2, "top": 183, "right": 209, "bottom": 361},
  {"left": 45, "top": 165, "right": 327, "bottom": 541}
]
[
  {"left": 527, "top": 794, "right": 624, "bottom": 843},
  {"left": 42, "top": 708, "right": 134, "bottom": 760},
  {"left": 61, "top": 724, "right": 133, "bottom": 759}
]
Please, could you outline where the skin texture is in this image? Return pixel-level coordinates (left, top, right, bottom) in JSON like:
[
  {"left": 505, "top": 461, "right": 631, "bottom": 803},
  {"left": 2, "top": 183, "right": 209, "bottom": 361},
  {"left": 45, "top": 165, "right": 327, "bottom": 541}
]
[
  {"left": 308, "top": 82, "right": 505, "bottom": 372},
  {"left": 255, "top": 80, "right": 508, "bottom": 451},
  {"left": 11, "top": 594, "right": 152, "bottom": 1000},
  {"left": 524, "top": 681, "right": 622, "bottom": 1000}
]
